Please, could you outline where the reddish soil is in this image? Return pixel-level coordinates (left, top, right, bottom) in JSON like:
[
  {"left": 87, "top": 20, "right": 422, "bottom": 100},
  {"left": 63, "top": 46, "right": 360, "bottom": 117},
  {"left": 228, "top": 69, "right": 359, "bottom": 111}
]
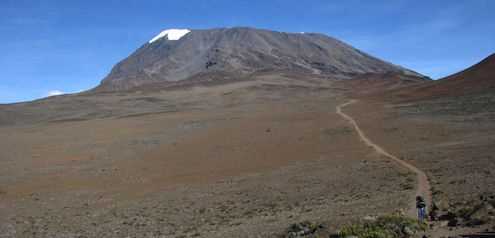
[
  {"left": 0, "top": 77, "right": 416, "bottom": 237},
  {"left": 1, "top": 67, "right": 494, "bottom": 237}
]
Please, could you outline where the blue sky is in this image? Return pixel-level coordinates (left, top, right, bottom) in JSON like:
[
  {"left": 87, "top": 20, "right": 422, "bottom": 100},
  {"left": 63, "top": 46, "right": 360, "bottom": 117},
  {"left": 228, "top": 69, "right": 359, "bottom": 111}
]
[{"left": 1, "top": 0, "right": 494, "bottom": 103}]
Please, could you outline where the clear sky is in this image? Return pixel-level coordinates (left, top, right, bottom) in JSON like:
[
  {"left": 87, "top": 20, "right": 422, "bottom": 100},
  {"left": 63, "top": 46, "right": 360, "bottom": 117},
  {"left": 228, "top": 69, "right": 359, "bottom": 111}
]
[{"left": 1, "top": 0, "right": 494, "bottom": 103}]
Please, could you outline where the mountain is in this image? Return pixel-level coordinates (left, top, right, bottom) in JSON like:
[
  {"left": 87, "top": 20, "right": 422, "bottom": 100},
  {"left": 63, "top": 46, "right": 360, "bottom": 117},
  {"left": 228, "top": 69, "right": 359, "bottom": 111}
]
[
  {"left": 389, "top": 53, "right": 495, "bottom": 100},
  {"left": 438, "top": 53, "right": 495, "bottom": 90},
  {"left": 95, "top": 27, "right": 424, "bottom": 91}
]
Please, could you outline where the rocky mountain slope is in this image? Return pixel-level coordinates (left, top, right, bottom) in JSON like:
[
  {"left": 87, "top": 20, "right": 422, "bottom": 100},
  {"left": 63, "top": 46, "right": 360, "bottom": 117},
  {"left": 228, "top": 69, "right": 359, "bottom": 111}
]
[{"left": 96, "top": 27, "right": 423, "bottom": 91}]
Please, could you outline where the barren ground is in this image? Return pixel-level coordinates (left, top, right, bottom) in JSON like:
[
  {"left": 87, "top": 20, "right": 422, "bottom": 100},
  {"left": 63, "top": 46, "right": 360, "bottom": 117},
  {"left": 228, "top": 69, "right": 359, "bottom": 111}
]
[{"left": 0, "top": 75, "right": 493, "bottom": 237}]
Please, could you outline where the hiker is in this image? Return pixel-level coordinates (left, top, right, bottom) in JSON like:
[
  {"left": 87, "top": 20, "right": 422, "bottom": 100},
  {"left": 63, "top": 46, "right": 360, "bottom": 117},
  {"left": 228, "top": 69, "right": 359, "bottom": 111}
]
[{"left": 416, "top": 196, "right": 427, "bottom": 222}]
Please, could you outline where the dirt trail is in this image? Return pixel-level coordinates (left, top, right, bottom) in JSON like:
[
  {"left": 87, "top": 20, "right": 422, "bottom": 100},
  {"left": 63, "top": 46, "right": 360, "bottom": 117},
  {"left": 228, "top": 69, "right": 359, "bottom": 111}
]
[{"left": 336, "top": 100, "right": 432, "bottom": 217}]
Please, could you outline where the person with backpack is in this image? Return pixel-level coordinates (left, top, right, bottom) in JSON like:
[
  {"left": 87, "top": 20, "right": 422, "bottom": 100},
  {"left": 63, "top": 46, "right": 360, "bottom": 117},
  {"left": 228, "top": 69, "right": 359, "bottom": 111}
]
[{"left": 416, "top": 196, "right": 427, "bottom": 222}]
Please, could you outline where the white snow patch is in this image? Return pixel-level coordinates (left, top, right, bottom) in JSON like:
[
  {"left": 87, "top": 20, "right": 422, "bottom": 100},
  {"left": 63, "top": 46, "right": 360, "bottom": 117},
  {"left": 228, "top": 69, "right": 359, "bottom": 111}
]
[
  {"left": 149, "top": 29, "right": 191, "bottom": 43},
  {"left": 46, "top": 90, "right": 64, "bottom": 97}
]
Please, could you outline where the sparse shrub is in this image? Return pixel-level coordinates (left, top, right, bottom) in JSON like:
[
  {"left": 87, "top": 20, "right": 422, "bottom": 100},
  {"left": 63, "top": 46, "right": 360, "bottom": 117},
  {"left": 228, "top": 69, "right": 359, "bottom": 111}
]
[
  {"left": 338, "top": 214, "right": 426, "bottom": 238},
  {"left": 339, "top": 223, "right": 393, "bottom": 238},
  {"left": 452, "top": 201, "right": 494, "bottom": 227},
  {"left": 286, "top": 221, "right": 323, "bottom": 238},
  {"left": 456, "top": 207, "right": 475, "bottom": 220}
]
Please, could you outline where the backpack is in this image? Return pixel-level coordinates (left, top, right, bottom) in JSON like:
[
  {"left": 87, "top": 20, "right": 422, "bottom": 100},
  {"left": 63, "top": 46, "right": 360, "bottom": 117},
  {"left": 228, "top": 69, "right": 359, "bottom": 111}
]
[{"left": 417, "top": 200, "right": 426, "bottom": 208}]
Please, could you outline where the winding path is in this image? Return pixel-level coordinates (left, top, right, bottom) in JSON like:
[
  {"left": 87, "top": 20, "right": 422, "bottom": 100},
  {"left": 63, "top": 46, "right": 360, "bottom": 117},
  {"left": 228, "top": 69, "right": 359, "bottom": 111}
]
[{"left": 336, "top": 100, "right": 432, "bottom": 217}]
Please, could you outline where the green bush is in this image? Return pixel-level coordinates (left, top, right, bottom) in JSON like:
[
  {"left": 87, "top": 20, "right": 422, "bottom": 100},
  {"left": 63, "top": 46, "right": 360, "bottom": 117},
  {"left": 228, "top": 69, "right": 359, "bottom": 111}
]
[{"left": 338, "top": 215, "right": 426, "bottom": 238}]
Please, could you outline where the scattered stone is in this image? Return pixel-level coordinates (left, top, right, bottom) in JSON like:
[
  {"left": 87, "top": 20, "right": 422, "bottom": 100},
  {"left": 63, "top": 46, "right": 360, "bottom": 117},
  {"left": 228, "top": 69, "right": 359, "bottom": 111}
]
[
  {"left": 439, "top": 211, "right": 457, "bottom": 222},
  {"left": 439, "top": 220, "right": 449, "bottom": 227},
  {"left": 363, "top": 215, "right": 377, "bottom": 222},
  {"left": 447, "top": 218, "right": 458, "bottom": 227},
  {"left": 286, "top": 221, "right": 322, "bottom": 237}
]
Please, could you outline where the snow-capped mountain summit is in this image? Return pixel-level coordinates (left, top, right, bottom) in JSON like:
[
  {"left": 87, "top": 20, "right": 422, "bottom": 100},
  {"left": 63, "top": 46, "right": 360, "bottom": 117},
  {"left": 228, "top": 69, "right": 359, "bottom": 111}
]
[
  {"left": 149, "top": 29, "right": 191, "bottom": 43},
  {"left": 97, "top": 27, "right": 424, "bottom": 91}
]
